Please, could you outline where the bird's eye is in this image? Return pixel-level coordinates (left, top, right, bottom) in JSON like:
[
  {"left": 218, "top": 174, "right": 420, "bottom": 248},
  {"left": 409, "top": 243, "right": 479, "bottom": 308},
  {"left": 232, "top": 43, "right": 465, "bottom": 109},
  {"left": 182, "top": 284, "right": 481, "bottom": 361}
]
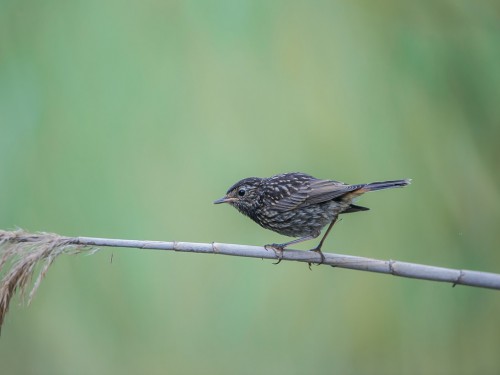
[{"left": 238, "top": 189, "right": 246, "bottom": 197}]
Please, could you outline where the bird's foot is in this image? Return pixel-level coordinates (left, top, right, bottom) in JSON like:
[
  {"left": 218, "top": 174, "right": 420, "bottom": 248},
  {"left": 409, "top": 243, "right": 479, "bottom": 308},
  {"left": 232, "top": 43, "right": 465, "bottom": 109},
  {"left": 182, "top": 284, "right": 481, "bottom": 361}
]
[
  {"left": 264, "top": 243, "right": 285, "bottom": 265},
  {"left": 309, "top": 247, "right": 325, "bottom": 267}
]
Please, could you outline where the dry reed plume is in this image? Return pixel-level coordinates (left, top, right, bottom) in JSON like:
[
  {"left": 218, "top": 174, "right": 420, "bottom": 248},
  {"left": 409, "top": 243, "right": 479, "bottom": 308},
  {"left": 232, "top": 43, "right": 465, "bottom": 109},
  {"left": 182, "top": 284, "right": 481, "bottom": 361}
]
[{"left": 0, "top": 230, "right": 95, "bottom": 334}]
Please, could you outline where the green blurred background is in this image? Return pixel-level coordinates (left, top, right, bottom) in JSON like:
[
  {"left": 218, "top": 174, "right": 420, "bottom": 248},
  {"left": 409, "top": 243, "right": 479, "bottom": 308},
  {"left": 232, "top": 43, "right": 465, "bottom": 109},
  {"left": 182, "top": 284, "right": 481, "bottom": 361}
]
[{"left": 1, "top": 1, "right": 499, "bottom": 374}]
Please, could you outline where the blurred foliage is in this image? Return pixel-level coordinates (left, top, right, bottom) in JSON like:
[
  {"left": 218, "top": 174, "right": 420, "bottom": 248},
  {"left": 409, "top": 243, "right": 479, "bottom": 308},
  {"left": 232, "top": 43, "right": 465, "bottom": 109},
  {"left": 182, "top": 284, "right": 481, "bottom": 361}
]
[{"left": 1, "top": 0, "right": 499, "bottom": 374}]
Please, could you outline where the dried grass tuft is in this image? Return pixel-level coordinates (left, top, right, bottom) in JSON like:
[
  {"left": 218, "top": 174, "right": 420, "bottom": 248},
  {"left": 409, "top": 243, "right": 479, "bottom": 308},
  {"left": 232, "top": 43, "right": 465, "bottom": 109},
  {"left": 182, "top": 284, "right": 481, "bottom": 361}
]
[{"left": 0, "top": 229, "right": 95, "bottom": 334}]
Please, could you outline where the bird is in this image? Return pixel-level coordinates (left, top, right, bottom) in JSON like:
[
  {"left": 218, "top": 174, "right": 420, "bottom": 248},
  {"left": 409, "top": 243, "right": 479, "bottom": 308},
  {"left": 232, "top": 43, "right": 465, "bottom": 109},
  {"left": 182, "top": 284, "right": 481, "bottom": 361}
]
[{"left": 214, "top": 172, "right": 411, "bottom": 265}]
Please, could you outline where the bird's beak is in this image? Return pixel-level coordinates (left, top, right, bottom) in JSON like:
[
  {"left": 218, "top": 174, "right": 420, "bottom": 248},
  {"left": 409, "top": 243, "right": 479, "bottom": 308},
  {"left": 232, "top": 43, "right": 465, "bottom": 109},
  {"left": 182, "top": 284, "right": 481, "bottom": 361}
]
[{"left": 213, "top": 196, "right": 232, "bottom": 204}]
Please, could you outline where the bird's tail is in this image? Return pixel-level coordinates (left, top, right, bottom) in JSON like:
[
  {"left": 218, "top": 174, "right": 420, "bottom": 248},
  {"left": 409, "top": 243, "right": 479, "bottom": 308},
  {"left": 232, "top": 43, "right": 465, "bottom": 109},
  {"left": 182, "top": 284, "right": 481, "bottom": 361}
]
[{"left": 364, "top": 179, "right": 411, "bottom": 192}]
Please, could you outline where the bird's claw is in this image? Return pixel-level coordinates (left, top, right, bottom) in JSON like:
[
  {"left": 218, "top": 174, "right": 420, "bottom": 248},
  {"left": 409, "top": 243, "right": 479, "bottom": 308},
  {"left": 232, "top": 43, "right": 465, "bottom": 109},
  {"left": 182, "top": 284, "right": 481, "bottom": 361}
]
[
  {"left": 309, "top": 247, "right": 325, "bottom": 266},
  {"left": 265, "top": 243, "right": 285, "bottom": 265}
]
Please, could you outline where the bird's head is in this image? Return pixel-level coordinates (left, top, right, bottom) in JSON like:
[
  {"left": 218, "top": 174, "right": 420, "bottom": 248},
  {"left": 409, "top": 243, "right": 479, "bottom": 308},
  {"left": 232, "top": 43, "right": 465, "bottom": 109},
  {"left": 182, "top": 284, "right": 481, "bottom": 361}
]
[{"left": 213, "top": 177, "right": 262, "bottom": 216}]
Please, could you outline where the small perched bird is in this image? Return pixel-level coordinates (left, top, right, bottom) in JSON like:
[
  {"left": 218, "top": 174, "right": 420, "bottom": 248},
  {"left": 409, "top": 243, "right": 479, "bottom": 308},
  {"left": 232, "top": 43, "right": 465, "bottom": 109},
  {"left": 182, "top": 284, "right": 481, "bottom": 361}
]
[{"left": 214, "top": 172, "right": 411, "bottom": 264}]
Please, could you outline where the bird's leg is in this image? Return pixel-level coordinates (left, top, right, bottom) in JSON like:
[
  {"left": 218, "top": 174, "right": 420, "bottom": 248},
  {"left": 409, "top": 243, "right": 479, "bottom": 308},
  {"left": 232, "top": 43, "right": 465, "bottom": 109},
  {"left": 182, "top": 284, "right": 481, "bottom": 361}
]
[
  {"left": 309, "top": 216, "right": 339, "bottom": 266},
  {"left": 265, "top": 234, "right": 318, "bottom": 265}
]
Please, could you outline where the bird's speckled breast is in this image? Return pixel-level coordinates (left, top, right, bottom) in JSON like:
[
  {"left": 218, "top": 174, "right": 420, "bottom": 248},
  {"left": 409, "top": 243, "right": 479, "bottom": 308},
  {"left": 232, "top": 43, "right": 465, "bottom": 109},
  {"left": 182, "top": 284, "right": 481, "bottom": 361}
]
[{"left": 255, "top": 200, "right": 347, "bottom": 237}]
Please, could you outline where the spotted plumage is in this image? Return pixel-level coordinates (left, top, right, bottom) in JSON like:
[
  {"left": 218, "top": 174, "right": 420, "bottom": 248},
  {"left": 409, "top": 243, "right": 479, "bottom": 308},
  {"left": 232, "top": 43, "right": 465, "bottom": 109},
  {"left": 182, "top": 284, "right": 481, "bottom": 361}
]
[{"left": 214, "top": 172, "right": 411, "bottom": 263}]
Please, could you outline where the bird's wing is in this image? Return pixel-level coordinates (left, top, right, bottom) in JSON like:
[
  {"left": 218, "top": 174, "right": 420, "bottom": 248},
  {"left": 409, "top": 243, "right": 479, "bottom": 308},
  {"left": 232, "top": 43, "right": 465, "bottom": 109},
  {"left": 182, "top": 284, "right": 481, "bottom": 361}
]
[
  {"left": 302, "top": 180, "right": 366, "bottom": 205},
  {"left": 270, "top": 180, "right": 366, "bottom": 212}
]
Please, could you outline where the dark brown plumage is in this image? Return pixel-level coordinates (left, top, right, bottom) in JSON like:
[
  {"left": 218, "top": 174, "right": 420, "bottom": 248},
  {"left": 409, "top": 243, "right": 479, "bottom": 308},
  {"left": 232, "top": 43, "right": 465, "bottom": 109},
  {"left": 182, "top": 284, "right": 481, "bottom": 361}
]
[{"left": 214, "top": 172, "right": 411, "bottom": 263}]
